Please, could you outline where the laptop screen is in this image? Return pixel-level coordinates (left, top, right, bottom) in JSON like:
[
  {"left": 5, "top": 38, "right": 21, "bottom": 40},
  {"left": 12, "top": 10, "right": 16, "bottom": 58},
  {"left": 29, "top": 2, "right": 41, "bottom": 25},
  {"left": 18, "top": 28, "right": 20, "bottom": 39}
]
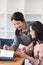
[{"left": 0, "top": 40, "right": 1, "bottom": 49}]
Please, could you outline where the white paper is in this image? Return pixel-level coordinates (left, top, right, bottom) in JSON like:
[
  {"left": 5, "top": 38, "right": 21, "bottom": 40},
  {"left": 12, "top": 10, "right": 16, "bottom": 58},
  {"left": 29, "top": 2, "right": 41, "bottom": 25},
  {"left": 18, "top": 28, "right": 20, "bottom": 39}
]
[{"left": 0, "top": 49, "right": 14, "bottom": 58}]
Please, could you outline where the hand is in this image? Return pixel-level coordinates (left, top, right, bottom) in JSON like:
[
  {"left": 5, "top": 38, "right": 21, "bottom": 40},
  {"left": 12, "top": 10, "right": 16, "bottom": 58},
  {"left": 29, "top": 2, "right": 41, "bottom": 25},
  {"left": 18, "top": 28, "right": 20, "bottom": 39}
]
[
  {"left": 3, "top": 45, "right": 14, "bottom": 50},
  {"left": 3, "top": 45, "right": 10, "bottom": 50},
  {"left": 16, "top": 51, "right": 28, "bottom": 59},
  {"left": 17, "top": 46, "right": 26, "bottom": 53},
  {"left": 25, "top": 43, "right": 33, "bottom": 55}
]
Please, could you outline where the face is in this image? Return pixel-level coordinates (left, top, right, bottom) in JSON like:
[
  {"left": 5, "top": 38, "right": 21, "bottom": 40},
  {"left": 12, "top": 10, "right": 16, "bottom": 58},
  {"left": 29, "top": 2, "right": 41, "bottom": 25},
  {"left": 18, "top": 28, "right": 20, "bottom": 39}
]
[
  {"left": 30, "top": 26, "right": 36, "bottom": 39},
  {"left": 12, "top": 20, "right": 24, "bottom": 30}
]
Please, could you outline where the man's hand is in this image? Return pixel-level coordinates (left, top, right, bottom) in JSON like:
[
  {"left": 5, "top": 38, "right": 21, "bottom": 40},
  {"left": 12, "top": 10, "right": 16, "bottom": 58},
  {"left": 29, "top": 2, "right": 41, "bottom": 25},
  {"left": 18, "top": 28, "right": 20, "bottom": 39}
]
[{"left": 3, "top": 45, "right": 14, "bottom": 51}]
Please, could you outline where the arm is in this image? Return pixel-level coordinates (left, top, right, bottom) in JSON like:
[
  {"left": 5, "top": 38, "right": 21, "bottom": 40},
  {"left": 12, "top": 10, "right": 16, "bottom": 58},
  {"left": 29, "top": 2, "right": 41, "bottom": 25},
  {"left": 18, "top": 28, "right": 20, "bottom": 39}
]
[
  {"left": 16, "top": 51, "right": 40, "bottom": 65},
  {"left": 11, "top": 31, "right": 32, "bottom": 51},
  {"left": 15, "top": 43, "right": 40, "bottom": 65},
  {"left": 3, "top": 35, "right": 20, "bottom": 51},
  {"left": 17, "top": 42, "right": 33, "bottom": 56},
  {"left": 11, "top": 35, "right": 21, "bottom": 51},
  {"left": 25, "top": 43, "right": 33, "bottom": 56},
  {"left": 26, "top": 55, "right": 40, "bottom": 65}
]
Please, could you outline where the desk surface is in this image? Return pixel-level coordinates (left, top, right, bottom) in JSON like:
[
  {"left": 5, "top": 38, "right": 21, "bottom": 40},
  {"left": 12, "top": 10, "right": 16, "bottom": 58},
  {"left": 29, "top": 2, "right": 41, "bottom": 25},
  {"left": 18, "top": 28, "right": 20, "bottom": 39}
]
[{"left": 0, "top": 57, "right": 24, "bottom": 65}]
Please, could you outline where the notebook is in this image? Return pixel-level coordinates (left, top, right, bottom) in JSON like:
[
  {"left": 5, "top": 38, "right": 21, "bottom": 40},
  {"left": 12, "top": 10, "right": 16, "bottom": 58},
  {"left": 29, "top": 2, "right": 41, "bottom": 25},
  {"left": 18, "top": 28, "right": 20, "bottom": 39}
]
[{"left": 0, "top": 49, "right": 16, "bottom": 61}]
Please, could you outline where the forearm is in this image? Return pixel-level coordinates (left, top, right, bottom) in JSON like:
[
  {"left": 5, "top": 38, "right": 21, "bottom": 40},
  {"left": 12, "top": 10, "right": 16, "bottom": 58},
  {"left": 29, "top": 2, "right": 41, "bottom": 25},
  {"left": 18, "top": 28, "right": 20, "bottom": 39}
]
[
  {"left": 26, "top": 55, "right": 40, "bottom": 65},
  {"left": 25, "top": 43, "right": 33, "bottom": 56}
]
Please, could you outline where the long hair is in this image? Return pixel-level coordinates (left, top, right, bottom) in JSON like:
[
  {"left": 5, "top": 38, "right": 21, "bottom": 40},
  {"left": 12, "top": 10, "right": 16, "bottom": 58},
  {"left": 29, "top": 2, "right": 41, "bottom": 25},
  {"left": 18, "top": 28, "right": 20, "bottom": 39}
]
[
  {"left": 30, "top": 21, "right": 43, "bottom": 57},
  {"left": 30, "top": 21, "right": 43, "bottom": 46},
  {"left": 11, "top": 12, "right": 25, "bottom": 36}
]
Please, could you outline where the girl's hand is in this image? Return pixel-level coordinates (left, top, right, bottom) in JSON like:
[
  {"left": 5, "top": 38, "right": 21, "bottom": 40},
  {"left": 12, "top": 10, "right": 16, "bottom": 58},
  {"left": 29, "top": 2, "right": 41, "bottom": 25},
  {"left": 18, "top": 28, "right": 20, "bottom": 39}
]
[{"left": 17, "top": 46, "right": 26, "bottom": 53}]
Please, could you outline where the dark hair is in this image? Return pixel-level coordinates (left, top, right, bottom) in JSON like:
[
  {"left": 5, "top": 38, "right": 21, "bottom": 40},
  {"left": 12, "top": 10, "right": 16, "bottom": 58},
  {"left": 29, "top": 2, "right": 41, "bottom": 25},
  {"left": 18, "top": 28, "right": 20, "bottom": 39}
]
[
  {"left": 11, "top": 12, "right": 25, "bottom": 36},
  {"left": 30, "top": 21, "right": 43, "bottom": 57},
  {"left": 11, "top": 12, "right": 25, "bottom": 22},
  {"left": 30, "top": 21, "right": 43, "bottom": 46}
]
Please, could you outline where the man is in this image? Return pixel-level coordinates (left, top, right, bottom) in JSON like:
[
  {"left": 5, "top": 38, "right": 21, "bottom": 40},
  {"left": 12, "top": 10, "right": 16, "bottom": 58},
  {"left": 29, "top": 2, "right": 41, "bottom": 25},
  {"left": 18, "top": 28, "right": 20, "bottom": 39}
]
[{"left": 3, "top": 12, "right": 32, "bottom": 51}]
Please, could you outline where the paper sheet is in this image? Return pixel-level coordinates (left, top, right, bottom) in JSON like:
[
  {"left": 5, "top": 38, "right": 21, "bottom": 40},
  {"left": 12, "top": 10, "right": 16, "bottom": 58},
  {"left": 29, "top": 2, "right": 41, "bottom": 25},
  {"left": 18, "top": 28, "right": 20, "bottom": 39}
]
[{"left": 0, "top": 49, "right": 14, "bottom": 57}]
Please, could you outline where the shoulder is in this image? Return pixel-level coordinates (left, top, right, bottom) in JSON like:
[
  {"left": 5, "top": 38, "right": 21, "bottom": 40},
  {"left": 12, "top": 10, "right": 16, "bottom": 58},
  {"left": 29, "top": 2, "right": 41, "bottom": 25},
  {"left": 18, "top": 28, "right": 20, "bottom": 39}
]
[
  {"left": 34, "top": 43, "right": 43, "bottom": 50},
  {"left": 25, "top": 22, "right": 31, "bottom": 30},
  {"left": 25, "top": 21, "right": 31, "bottom": 27},
  {"left": 39, "top": 43, "right": 43, "bottom": 49}
]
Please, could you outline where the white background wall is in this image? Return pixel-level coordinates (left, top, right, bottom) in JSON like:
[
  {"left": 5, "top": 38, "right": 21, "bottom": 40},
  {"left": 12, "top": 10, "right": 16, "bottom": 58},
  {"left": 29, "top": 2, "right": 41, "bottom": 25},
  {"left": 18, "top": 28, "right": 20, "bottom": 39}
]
[
  {"left": 25, "top": 0, "right": 43, "bottom": 14},
  {"left": 24, "top": 0, "right": 43, "bottom": 23},
  {"left": 0, "top": 0, "right": 43, "bottom": 38},
  {"left": 7, "top": 0, "right": 25, "bottom": 14},
  {"left": 0, "top": 0, "right": 43, "bottom": 65}
]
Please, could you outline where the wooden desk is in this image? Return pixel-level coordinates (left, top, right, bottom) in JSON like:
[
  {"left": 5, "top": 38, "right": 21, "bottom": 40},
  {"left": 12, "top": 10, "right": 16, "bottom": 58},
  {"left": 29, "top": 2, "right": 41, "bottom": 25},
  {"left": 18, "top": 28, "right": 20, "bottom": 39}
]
[{"left": 0, "top": 57, "right": 24, "bottom": 65}]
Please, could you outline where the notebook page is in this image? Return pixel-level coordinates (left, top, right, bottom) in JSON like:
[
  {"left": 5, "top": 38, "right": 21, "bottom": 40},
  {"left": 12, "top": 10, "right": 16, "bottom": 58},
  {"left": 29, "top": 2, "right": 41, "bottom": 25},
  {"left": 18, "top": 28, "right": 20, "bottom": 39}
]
[{"left": 0, "top": 49, "right": 14, "bottom": 57}]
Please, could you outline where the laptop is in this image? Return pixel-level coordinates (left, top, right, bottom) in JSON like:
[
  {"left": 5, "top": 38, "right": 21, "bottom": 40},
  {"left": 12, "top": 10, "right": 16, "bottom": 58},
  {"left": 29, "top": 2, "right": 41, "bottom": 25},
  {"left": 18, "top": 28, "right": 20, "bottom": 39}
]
[
  {"left": 0, "top": 40, "right": 1, "bottom": 49},
  {"left": 0, "top": 57, "right": 16, "bottom": 61},
  {"left": 0, "top": 49, "right": 16, "bottom": 61},
  {"left": 0, "top": 39, "right": 16, "bottom": 61}
]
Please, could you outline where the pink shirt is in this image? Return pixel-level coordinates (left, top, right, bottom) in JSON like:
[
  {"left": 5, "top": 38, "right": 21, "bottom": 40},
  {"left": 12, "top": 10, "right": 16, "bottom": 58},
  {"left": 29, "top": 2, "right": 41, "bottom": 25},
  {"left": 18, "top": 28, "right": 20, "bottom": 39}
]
[{"left": 33, "top": 42, "right": 43, "bottom": 65}]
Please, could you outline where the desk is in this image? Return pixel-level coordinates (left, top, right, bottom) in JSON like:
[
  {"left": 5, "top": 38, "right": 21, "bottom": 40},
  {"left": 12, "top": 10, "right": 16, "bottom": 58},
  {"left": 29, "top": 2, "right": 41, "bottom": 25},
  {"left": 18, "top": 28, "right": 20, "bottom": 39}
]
[{"left": 0, "top": 57, "right": 24, "bottom": 65}]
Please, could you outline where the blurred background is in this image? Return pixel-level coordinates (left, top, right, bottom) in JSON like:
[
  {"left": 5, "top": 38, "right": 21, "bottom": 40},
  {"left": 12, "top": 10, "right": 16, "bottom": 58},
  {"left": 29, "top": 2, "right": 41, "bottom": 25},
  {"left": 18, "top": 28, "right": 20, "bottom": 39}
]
[{"left": 0, "top": 0, "right": 43, "bottom": 39}]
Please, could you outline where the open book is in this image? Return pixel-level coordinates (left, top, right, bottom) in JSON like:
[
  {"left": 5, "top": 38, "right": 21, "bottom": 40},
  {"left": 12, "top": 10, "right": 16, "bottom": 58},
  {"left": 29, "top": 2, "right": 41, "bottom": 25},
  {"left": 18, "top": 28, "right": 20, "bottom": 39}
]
[{"left": 0, "top": 49, "right": 16, "bottom": 61}]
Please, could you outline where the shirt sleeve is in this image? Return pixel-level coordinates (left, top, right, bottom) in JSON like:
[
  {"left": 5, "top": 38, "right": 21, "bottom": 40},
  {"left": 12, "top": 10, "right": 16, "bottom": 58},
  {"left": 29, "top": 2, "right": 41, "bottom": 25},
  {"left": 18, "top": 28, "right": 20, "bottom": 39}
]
[
  {"left": 19, "top": 31, "right": 32, "bottom": 46},
  {"left": 28, "top": 44, "right": 40, "bottom": 65},
  {"left": 11, "top": 35, "right": 20, "bottom": 51},
  {"left": 38, "top": 44, "right": 43, "bottom": 65},
  {"left": 30, "top": 44, "right": 43, "bottom": 65},
  {"left": 29, "top": 57, "right": 40, "bottom": 65}
]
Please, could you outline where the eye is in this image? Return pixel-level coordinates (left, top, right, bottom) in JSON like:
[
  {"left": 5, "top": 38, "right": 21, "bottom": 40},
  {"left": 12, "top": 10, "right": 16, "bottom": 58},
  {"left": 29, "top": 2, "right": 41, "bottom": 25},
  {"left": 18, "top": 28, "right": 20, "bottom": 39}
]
[{"left": 14, "top": 23, "right": 20, "bottom": 25}]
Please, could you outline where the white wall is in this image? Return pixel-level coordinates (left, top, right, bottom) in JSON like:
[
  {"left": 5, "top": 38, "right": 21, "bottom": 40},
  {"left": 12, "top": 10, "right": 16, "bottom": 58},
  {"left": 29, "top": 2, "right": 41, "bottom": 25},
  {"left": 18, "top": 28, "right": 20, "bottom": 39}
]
[
  {"left": 0, "top": 0, "right": 43, "bottom": 65},
  {"left": 24, "top": 0, "right": 43, "bottom": 14},
  {"left": 0, "top": 0, "right": 7, "bottom": 14},
  {"left": 0, "top": 0, "right": 43, "bottom": 38},
  {"left": 24, "top": 0, "right": 43, "bottom": 23},
  {"left": 7, "top": 0, "right": 25, "bottom": 14}
]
